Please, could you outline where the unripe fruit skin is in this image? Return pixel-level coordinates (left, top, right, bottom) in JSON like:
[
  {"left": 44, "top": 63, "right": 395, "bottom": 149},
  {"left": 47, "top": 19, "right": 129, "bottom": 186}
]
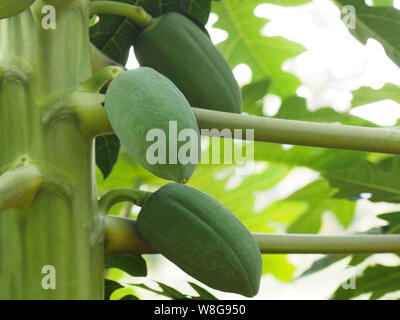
[
  {"left": 0, "top": 0, "right": 35, "bottom": 19},
  {"left": 133, "top": 12, "right": 242, "bottom": 114},
  {"left": 105, "top": 68, "right": 201, "bottom": 183},
  {"left": 137, "top": 183, "right": 262, "bottom": 297}
]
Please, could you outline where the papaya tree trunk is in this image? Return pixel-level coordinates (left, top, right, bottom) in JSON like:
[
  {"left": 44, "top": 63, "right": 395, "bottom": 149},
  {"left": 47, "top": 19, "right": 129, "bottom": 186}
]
[{"left": 0, "top": 0, "right": 104, "bottom": 299}]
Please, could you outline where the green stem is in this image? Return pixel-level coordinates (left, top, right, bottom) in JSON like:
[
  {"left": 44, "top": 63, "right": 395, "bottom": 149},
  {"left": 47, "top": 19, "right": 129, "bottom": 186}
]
[
  {"left": 79, "top": 66, "right": 125, "bottom": 92},
  {"left": 90, "top": 1, "right": 153, "bottom": 28},
  {"left": 253, "top": 233, "right": 400, "bottom": 254},
  {"left": 99, "top": 189, "right": 152, "bottom": 213},
  {"left": 104, "top": 216, "right": 400, "bottom": 255},
  {"left": 0, "top": 0, "right": 105, "bottom": 299},
  {"left": 119, "top": 180, "right": 143, "bottom": 218},
  {"left": 92, "top": 104, "right": 400, "bottom": 155},
  {"left": 193, "top": 108, "right": 400, "bottom": 154}
]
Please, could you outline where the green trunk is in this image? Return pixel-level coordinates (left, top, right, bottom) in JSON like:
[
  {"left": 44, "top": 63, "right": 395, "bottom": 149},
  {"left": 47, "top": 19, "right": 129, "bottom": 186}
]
[{"left": 0, "top": 0, "right": 104, "bottom": 299}]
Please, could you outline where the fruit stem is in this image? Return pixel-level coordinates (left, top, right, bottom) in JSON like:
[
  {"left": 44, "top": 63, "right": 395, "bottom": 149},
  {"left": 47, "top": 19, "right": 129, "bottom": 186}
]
[
  {"left": 90, "top": 1, "right": 153, "bottom": 29},
  {"left": 194, "top": 108, "right": 400, "bottom": 155},
  {"left": 105, "top": 215, "right": 157, "bottom": 255},
  {"left": 79, "top": 66, "right": 125, "bottom": 92},
  {"left": 104, "top": 216, "right": 400, "bottom": 255},
  {"left": 99, "top": 189, "right": 152, "bottom": 213}
]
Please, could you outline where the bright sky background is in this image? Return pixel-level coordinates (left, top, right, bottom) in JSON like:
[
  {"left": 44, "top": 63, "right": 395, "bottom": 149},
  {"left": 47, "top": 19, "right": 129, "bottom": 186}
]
[{"left": 125, "top": 0, "right": 400, "bottom": 300}]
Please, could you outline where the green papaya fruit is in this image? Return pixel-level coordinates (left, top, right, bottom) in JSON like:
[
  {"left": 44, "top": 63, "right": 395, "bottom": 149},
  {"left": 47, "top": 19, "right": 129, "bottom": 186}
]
[
  {"left": 105, "top": 67, "right": 201, "bottom": 183},
  {"left": 137, "top": 183, "right": 262, "bottom": 297},
  {"left": 133, "top": 12, "right": 242, "bottom": 114},
  {"left": 0, "top": 0, "right": 35, "bottom": 19}
]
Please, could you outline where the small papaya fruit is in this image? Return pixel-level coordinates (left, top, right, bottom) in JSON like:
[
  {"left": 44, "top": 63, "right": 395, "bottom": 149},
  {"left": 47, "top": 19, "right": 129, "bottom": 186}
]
[
  {"left": 105, "top": 67, "right": 201, "bottom": 183},
  {"left": 133, "top": 12, "right": 242, "bottom": 114},
  {"left": 137, "top": 183, "right": 262, "bottom": 297},
  {"left": 0, "top": 0, "right": 35, "bottom": 19}
]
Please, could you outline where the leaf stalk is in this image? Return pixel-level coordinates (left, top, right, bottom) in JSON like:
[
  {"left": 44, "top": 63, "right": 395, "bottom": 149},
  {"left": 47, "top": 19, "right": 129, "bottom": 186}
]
[
  {"left": 93, "top": 103, "right": 400, "bottom": 155},
  {"left": 104, "top": 216, "right": 400, "bottom": 255},
  {"left": 193, "top": 108, "right": 400, "bottom": 155},
  {"left": 90, "top": 1, "right": 153, "bottom": 28}
]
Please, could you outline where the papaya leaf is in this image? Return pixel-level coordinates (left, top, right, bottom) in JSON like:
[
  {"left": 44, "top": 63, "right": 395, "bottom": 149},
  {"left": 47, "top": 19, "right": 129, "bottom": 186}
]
[
  {"left": 111, "top": 287, "right": 140, "bottom": 300},
  {"left": 95, "top": 134, "right": 120, "bottom": 179},
  {"left": 348, "top": 254, "right": 370, "bottom": 266},
  {"left": 373, "top": 0, "right": 394, "bottom": 6},
  {"left": 212, "top": 0, "right": 305, "bottom": 98},
  {"left": 300, "top": 254, "right": 386, "bottom": 282},
  {"left": 350, "top": 83, "right": 400, "bottom": 108},
  {"left": 378, "top": 211, "right": 400, "bottom": 233},
  {"left": 251, "top": 96, "right": 371, "bottom": 172},
  {"left": 300, "top": 223, "right": 396, "bottom": 279},
  {"left": 332, "top": 265, "right": 400, "bottom": 300},
  {"left": 120, "top": 294, "right": 139, "bottom": 300},
  {"left": 106, "top": 254, "right": 147, "bottom": 277},
  {"left": 345, "top": 225, "right": 399, "bottom": 267},
  {"left": 285, "top": 179, "right": 356, "bottom": 233},
  {"left": 104, "top": 279, "right": 124, "bottom": 300},
  {"left": 242, "top": 78, "right": 270, "bottom": 116},
  {"left": 247, "top": 201, "right": 307, "bottom": 232},
  {"left": 262, "top": 255, "right": 296, "bottom": 281},
  {"left": 187, "top": 282, "right": 218, "bottom": 300},
  {"left": 131, "top": 282, "right": 188, "bottom": 300},
  {"left": 153, "top": 282, "right": 189, "bottom": 300},
  {"left": 105, "top": 280, "right": 139, "bottom": 300},
  {"left": 334, "top": 0, "right": 400, "bottom": 68},
  {"left": 298, "top": 253, "right": 368, "bottom": 280},
  {"left": 298, "top": 255, "right": 349, "bottom": 278},
  {"left": 323, "top": 157, "right": 400, "bottom": 203},
  {"left": 90, "top": 0, "right": 140, "bottom": 65},
  {"left": 190, "top": 162, "right": 291, "bottom": 223},
  {"left": 275, "top": 96, "right": 377, "bottom": 127},
  {"left": 90, "top": 0, "right": 212, "bottom": 65},
  {"left": 254, "top": 142, "right": 368, "bottom": 172},
  {"left": 132, "top": 281, "right": 218, "bottom": 300}
]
